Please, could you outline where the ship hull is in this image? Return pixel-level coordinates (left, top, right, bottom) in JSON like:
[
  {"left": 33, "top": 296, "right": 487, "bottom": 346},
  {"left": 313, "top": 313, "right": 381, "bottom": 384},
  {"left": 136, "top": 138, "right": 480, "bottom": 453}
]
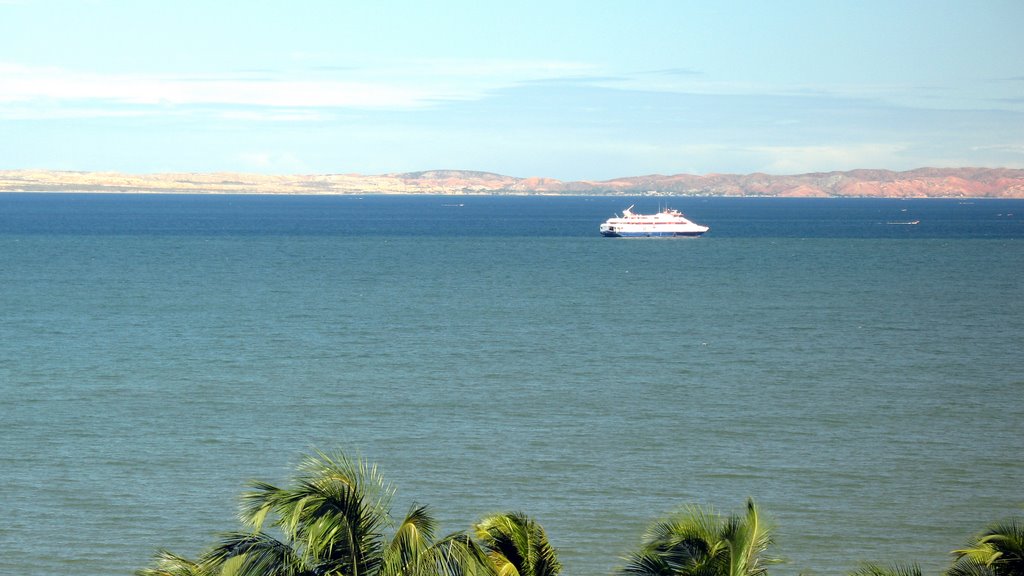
[{"left": 600, "top": 230, "right": 707, "bottom": 237}]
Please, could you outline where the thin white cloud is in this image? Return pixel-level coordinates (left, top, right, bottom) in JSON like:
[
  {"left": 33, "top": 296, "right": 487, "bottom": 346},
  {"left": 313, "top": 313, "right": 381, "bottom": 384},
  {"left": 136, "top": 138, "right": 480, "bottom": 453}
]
[
  {"left": 0, "top": 64, "right": 448, "bottom": 108},
  {"left": 0, "top": 105, "right": 155, "bottom": 120},
  {"left": 0, "top": 59, "right": 597, "bottom": 118},
  {"left": 748, "top": 144, "right": 912, "bottom": 174},
  {"left": 535, "top": 140, "right": 920, "bottom": 177},
  {"left": 602, "top": 69, "right": 1024, "bottom": 113},
  {"left": 217, "top": 109, "right": 333, "bottom": 123},
  {"left": 971, "top": 144, "right": 1024, "bottom": 156}
]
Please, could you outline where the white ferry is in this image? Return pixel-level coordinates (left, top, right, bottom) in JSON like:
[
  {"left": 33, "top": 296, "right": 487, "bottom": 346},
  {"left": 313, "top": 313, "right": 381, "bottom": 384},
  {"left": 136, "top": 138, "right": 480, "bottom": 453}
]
[{"left": 599, "top": 205, "right": 710, "bottom": 237}]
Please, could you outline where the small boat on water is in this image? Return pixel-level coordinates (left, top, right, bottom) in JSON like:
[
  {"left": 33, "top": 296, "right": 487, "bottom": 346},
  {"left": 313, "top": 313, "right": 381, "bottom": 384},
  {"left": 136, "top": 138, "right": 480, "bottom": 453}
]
[
  {"left": 600, "top": 205, "right": 709, "bottom": 237},
  {"left": 886, "top": 220, "right": 920, "bottom": 225}
]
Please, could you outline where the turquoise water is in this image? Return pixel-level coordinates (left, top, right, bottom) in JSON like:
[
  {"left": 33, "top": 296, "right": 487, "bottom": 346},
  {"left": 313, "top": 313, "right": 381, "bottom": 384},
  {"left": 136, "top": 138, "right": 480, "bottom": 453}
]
[{"left": 1, "top": 195, "right": 1022, "bottom": 576}]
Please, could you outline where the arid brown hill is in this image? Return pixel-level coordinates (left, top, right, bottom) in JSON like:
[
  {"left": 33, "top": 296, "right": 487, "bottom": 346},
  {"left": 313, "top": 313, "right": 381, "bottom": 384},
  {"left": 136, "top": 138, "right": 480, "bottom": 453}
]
[{"left": 1, "top": 167, "right": 1022, "bottom": 197}]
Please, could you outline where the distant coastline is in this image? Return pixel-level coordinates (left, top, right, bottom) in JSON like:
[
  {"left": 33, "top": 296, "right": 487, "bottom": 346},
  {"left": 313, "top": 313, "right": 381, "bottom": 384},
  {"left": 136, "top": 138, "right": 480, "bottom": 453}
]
[{"left": 2, "top": 167, "right": 1023, "bottom": 198}]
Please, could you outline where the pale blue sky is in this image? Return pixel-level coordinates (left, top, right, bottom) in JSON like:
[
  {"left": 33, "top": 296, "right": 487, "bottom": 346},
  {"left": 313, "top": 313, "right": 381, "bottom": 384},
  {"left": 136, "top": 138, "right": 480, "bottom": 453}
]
[{"left": 2, "top": 0, "right": 1022, "bottom": 179}]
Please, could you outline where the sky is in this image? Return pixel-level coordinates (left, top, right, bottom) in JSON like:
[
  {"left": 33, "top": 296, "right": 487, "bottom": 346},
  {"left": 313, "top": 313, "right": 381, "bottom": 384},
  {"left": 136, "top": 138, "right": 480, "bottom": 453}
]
[{"left": 1, "top": 0, "right": 1023, "bottom": 180}]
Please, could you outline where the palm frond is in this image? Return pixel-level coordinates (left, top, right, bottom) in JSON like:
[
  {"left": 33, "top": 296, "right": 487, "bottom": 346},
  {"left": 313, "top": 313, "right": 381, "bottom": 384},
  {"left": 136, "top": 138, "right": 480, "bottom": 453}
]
[
  {"left": 201, "top": 531, "right": 305, "bottom": 576},
  {"left": 623, "top": 504, "right": 727, "bottom": 576},
  {"left": 475, "top": 515, "right": 525, "bottom": 576},
  {"left": 954, "top": 543, "right": 1002, "bottom": 569},
  {"left": 297, "top": 452, "right": 392, "bottom": 570},
  {"left": 235, "top": 449, "right": 397, "bottom": 575},
  {"left": 304, "top": 448, "right": 395, "bottom": 519},
  {"left": 647, "top": 505, "right": 723, "bottom": 549},
  {"left": 136, "top": 550, "right": 208, "bottom": 576},
  {"left": 850, "top": 563, "right": 922, "bottom": 576},
  {"left": 952, "top": 517, "right": 1024, "bottom": 576},
  {"left": 619, "top": 500, "right": 775, "bottom": 576},
  {"left": 474, "top": 512, "right": 561, "bottom": 576},
  {"left": 948, "top": 558, "right": 997, "bottom": 576},
  {"left": 725, "top": 499, "right": 773, "bottom": 576},
  {"left": 380, "top": 505, "right": 438, "bottom": 576},
  {"left": 433, "top": 533, "right": 499, "bottom": 576},
  {"left": 239, "top": 481, "right": 282, "bottom": 531},
  {"left": 620, "top": 548, "right": 675, "bottom": 576}
]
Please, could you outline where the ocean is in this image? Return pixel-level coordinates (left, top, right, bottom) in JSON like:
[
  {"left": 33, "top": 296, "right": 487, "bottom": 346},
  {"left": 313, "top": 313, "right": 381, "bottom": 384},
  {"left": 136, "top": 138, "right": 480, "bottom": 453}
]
[{"left": 1, "top": 194, "right": 1021, "bottom": 576}]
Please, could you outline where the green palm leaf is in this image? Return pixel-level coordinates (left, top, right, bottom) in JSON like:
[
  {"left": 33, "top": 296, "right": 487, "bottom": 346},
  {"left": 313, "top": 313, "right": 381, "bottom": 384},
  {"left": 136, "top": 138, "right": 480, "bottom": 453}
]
[
  {"left": 135, "top": 550, "right": 208, "bottom": 576},
  {"left": 234, "top": 449, "right": 393, "bottom": 575},
  {"left": 433, "top": 533, "right": 498, "bottom": 576},
  {"left": 951, "top": 518, "right": 1024, "bottom": 576},
  {"left": 380, "top": 505, "right": 438, "bottom": 576},
  {"left": 725, "top": 500, "right": 773, "bottom": 576},
  {"left": 619, "top": 499, "right": 772, "bottom": 576},
  {"left": 948, "top": 560, "right": 997, "bottom": 576},
  {"left": 474, "top": 512, "right": 561, "bottom": 576},
  {"left": 202, "top": 531, "right": 304, "bottom": 576},
  {"left": 850, "top": 563, "right": 923, "bottom": 576}
]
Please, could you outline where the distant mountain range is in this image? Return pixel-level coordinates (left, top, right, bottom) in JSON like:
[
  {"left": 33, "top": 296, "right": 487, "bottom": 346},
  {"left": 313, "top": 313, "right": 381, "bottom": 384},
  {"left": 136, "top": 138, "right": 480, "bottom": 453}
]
[{"left": 2, "top": 167, "right": 1023, "bottom": 197}]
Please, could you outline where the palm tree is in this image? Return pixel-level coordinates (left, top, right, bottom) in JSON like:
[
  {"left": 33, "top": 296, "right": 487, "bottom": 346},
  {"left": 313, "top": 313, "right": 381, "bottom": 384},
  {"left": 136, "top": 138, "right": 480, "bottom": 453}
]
[
  {"left": 619, "top": 498, "right": 773, "bottom": 576},
  {"left": 949, "top": 518, "right": 1024, "bottom": 576},
  {"left": 473, "top": 512, "right": 561, "bottom": 576},
  {"left": 138, "top": 449, "right": 489, "bottom": 576}
]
